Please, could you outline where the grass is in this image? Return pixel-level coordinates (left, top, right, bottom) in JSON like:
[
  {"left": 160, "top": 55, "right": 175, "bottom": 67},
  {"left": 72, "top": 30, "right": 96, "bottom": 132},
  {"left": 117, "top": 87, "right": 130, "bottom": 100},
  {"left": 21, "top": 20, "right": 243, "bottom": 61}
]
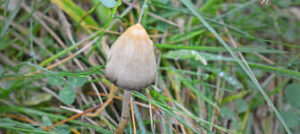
[{"left": 0, "top": 0, "right": 299, "bottom": 133}]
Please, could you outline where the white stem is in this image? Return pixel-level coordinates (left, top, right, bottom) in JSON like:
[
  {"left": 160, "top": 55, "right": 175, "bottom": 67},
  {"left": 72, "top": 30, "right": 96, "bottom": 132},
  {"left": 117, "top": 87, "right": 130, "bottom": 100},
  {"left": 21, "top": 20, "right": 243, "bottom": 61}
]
[{"left": 114, "top": 90, "right": 132, "bottom": 134}]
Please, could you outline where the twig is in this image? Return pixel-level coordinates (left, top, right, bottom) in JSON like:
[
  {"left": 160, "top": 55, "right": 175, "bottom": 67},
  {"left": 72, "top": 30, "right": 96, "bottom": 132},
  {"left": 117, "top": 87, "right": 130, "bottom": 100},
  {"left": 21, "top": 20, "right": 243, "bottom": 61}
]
[
  {"left": 86, "top": 85, "right": 117, "bottom": 117},
  {"left": 1, "top": 114, "right": 38, "bottom": 125},
  {"left": 45, "top": 37, "right": 99, "bottom": 70},
  {"left": 44, "top": 84, "right": 117, "bottom": 130},
  {"left": 44, "top": 103, "right": 103, "bottom": 131},
  {"left": 148, "top": 12, "right": 179, "bottom": 27}
]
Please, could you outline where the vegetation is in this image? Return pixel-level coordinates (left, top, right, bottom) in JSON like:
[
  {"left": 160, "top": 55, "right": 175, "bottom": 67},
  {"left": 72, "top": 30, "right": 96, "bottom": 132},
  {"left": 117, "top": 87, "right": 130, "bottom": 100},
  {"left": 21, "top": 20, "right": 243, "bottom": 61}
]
[{"left": 0, "top": 0, "right": 299, "bottom": 133}]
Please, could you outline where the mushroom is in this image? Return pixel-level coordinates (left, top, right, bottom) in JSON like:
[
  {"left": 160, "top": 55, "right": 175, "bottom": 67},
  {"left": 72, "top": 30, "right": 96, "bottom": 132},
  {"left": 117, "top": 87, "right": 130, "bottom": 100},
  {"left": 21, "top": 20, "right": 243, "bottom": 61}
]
[
  {"left": 43, "top": 24, "right": 157, "bottom": 133},
  {"left": 105, "top": 24, "right": 156, "bottom": 133},
  {"left": 105, "top": 23, "right": 157, "bottom": 90}
]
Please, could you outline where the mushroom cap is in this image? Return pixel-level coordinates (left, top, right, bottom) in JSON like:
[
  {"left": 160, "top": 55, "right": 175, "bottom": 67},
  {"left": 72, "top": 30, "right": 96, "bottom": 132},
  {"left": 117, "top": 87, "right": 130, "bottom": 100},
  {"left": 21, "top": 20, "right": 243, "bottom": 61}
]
[{"left": 105, "top": 24, "right": 157, "bottom": 90}]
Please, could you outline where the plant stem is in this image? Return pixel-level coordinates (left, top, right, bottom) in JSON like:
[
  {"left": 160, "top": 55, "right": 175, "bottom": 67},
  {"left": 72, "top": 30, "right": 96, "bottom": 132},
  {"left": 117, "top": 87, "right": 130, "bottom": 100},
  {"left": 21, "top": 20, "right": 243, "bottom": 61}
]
[
  {"left": 86, "top": 84, "right": 117, "bottom": 117},
  {"left": 44, "top": 84, "right": 117, "bottom": 131},
  {"left": 114, "top": 90, "right": 132, "bottom": 134}
]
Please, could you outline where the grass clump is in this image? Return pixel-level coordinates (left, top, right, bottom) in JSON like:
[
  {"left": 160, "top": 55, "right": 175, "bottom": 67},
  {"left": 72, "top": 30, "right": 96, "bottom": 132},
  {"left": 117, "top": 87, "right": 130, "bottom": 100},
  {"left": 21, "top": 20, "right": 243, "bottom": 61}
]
[{"left": 0, "top": 0, "right": 299, "bottom": 133}]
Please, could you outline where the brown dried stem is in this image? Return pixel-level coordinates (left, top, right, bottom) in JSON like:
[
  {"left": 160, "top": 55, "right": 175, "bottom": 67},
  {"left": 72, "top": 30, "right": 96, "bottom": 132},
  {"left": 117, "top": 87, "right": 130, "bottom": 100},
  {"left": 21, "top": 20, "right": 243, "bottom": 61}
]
[
  {"left": 86, "top": 84, "right": 117, "bottom": 117},
  {"left": 44, "top": 84, "right": 117, "bottom": 131}
]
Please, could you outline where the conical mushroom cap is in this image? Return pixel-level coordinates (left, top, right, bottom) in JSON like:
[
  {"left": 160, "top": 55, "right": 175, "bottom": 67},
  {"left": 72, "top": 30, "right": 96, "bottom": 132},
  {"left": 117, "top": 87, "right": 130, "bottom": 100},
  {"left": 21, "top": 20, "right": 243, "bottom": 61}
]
[{"left": 105, "top": 24, "right": 157, "bottom": 90}]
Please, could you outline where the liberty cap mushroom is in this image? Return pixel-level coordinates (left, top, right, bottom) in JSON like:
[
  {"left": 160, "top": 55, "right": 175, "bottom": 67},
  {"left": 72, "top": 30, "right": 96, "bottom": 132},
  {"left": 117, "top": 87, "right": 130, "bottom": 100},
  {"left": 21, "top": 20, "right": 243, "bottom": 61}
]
[
  {"left": 105, "top": 24, "right": 157, "bottom": 90},
  {"left": 43, "top": 24, "right": 156, "bottom": 133}
]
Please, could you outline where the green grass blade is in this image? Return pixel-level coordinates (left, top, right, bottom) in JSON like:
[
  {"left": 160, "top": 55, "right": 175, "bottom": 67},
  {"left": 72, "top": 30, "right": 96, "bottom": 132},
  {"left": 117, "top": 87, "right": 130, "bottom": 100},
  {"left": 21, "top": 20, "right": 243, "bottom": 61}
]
[
  {"left": 180, "top": 0, "right": 292, "bottom": 133},
  {"left": 179, "top": 75, "right": 220, "bottom": 110},
  {"left": 133, "top": 91, "right": 233, "bottom": 133},
  {"left": 155, "top": 44, "right": 285, "bottom": 53},
  {"left": 0, "top": 106, "right": 112, "bottom": 134},
  {"left": 50, "top": 0, "right": 99, "bottom": 31},
  {"left": 132, "top": 98, "right": 146, "bottom": 133},
  {"left": 39, "top": 32, "right": 100, "bottom": 67},
  {"left": 0, "top": 0, "right": 22, "bottom": 38}
]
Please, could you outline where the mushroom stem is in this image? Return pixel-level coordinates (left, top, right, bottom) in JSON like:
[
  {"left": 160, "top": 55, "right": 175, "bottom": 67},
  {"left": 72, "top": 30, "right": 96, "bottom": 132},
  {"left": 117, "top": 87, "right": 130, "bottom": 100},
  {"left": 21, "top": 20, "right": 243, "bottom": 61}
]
[{"left": 114, "top": 90, "right": 132, "bottom": 134}]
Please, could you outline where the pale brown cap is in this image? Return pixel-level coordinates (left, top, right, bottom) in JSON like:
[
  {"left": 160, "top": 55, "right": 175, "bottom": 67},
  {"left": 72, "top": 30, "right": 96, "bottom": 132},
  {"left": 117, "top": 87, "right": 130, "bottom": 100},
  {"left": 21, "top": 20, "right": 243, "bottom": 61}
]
[{"left": 105, "top": 24, "right": 157, "bottom": 90}]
